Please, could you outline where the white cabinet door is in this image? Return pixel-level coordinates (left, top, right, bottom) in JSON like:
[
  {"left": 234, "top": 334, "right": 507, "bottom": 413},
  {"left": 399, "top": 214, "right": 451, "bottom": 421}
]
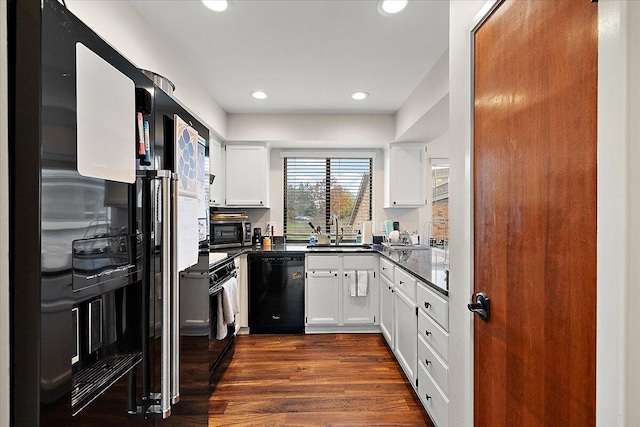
[
  {"left": 380, "top": 275, "right": 395, "bottom": 350},
  {"left": 305, "top": 270, "right": 341, "bottom": 325},
  {"left": 385, "top": 144, "right": 426, "bottom": 207},
  {"left": 209, "top": 140, "right": 224, "bottom": 206},
  {"left": 343, "top": 270, "right": 378, "bottom": 325},
  {"left": 394, "top": 288, "right": 418, "bottom": 388},
  {"left": 225, "top": 144, "right": 269, "bottom": 207}
]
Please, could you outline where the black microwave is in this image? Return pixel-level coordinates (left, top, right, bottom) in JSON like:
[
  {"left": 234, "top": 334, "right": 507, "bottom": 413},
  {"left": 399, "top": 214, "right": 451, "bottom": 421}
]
[{"left": 210, "top": 220, "right": 251, "bottom": 249}]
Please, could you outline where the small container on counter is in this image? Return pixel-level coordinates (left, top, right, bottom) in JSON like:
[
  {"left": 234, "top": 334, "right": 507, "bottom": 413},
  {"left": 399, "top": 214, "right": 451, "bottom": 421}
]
[{"left": 262, "top": 236, "right": 271, "bottom": 249}]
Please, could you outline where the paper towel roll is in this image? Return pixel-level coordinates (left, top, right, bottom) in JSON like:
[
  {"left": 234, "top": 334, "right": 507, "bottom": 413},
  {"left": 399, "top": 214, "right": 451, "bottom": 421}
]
[{"left": 362, "top": 221, "right": 373, "bottom": 244}]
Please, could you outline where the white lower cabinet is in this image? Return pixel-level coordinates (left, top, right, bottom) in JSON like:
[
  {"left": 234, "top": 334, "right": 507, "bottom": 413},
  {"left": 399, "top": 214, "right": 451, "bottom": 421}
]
[
  {"left": 418, "top": 360, "right": 449, "bottom": 427},
  {"left": 418, "top": 334, "right": 448, "bottom": 395},
  {"left": 306, "top": 270, "right": 341, "bottom": 325},
  {"left": 305, "top": 254, "right": 379, "bottom": 331},
  {"left": 416, "top": 279, "right": 449, "bottom": 427},
  {"left": 379, "top": 275, "right": 395, "bottom": 350},
  {"left": 343, "top": 270, "right": 377, "bottom": 325},
  {"left": 393, "top": 288, "right": 417, "bottom": 388}
]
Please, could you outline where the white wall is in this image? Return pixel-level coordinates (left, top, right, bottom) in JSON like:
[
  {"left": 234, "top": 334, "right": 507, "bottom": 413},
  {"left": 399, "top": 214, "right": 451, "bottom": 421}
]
[
  {"left": 395, "top": 49, "right": 449, "bottom": 141},
  {"left": 0, "top": 1, "right": 9, "bottom": 425},
  {"left": 226, "top": 113, "right": 395, "bottom": 148},
  {"left": 448, "top": 2, "right": 488, "bottom": 427},
  {"left": 625, "top": 4, "right": 640, "bottom": 422},
  {"left": 66, "top": 0, "right": 227, "bottom": 139},
  {"left": 598, "top": 1, "right": 640, "bottom": 425}
]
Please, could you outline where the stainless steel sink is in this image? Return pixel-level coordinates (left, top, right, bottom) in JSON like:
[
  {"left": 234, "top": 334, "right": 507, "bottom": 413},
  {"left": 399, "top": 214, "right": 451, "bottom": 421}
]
[
  {"left": 381, "top": 242, "right": 431, "bottom": 250},
  {"left": 306, "top": 244, "right": 373, "bottom": 251}
]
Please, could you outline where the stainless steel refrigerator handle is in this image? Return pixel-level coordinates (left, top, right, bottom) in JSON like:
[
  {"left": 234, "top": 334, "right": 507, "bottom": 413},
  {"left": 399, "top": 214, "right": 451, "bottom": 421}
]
[
  {"left": 160, "top": 173, "right": 172, "bottom": 418},
  {"left": 171, "top": 174, "right": 180, "bottom": 404}
]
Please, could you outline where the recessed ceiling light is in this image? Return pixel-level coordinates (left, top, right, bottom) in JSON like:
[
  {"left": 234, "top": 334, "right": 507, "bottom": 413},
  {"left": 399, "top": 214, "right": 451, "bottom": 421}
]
[
  {"left": 251, "top": 91, "right": 268, "bottom": 100},
  {"left": 377, "top": 0, "right": 408, "bottom": 16},
  {"left": 351, "top": 91, "right": 369, "bottom": 101},
  {"left": 202, "top": 0, "right": 229, "bottom": 12}
]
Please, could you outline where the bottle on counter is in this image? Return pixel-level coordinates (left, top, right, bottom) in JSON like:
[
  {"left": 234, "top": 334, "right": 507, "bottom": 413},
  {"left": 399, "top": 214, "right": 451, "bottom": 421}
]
[{"left": 356, "top": 230, "right": 362, "bottom": 244}]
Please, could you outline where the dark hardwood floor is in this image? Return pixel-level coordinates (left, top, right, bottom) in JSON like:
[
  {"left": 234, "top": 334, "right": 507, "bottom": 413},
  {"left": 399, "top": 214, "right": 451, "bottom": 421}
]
[{"left": 209, "top": 334, "right": 434, "bottom": 426}]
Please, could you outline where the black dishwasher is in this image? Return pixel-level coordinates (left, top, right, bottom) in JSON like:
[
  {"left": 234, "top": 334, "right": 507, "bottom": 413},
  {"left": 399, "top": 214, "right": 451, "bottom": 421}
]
[{"left": 248, "top": 254, "right": 305, "bottom": 334}]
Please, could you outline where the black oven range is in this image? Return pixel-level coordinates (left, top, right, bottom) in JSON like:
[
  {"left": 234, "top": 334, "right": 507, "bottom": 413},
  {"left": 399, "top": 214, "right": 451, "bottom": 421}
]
[{"left": 208, "top": 258, "right": 237, "bottom": 390}]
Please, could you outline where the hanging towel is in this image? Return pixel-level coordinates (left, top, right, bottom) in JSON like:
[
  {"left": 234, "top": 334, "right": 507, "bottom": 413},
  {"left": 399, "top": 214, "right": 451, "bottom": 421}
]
[
  {"left": 348, "top": 271, "right": 357, "bottom": 297},
  {"left": 217, "top": 277, "right": 240, "bottom": 340},
  {"left": 357, "top": 271, "right": 369, "bottom": 297},
  {"left": 216, "top": 292, "right": 228, "bottom": 340},
  {"left": 225, "top": 276, "right": 240, "bottom": 318}
]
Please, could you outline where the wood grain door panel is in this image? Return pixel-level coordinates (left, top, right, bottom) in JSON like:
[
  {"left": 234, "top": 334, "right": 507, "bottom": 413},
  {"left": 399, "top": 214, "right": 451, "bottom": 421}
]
[{"left": 473, "top": 1, "right": 597, "bottom": 426}]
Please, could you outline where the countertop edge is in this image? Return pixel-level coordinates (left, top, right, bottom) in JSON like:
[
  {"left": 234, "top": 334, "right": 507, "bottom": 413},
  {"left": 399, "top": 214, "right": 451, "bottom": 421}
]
[{"left": 209, "top": 245, "right": 449, "bottom": 297}]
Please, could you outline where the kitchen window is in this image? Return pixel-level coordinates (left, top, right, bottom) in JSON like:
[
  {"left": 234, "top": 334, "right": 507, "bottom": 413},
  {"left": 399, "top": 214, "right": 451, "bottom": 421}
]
[
  {"left": 283, "top": 157, "right": 373, "bottom": 242},
  {"left": 429, "top": 160, "right": 449, "bottom": 248}
]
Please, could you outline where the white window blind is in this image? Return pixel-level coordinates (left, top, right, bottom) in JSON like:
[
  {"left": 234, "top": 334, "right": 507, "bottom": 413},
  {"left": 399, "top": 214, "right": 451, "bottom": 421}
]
[{"left": 284, "top": 157, "right": 373, "bottom": 242}]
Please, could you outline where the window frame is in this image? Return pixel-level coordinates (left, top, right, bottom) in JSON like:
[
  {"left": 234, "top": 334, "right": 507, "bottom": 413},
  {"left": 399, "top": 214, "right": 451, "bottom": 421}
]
[{"left": 282, "top": 151, "right": 377, "bottom": 242}]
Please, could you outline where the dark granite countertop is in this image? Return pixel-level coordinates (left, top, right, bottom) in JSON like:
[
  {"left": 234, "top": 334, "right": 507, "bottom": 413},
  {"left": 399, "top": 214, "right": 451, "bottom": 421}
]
[
  {"left": 374, "top": 245, "right": 449, "bottom": 296},
  {"left": 209, "top": 243, "right": 449, "bottom": 297}
]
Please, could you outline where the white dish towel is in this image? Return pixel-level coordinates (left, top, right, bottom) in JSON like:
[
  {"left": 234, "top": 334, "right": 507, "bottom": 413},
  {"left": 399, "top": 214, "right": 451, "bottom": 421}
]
[
  {"left": 357, "top": 271, "right": 369, "bottom": 297},
  {"left": 217, "top": 276, "right": 240, "bottom": 340},
  {"left": 348, "top": 271, "right": 357, "bottom": 297}
]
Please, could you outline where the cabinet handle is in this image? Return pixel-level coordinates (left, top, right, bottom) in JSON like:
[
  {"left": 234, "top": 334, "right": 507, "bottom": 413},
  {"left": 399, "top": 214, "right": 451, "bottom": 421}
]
[
  {"left": 335, "top": 273, "right": 337, "bottom": 277},
  {"left": 425, "top": 330, "right": 432, "bottom": 336},
  {"left": 393, "top": 201, "right": 397, "bottom": 205},
  {"left": 425, "top": 359, "right": 431, "bottom": 365},
  {"left": 424, "top": 302, "right": 431, "bottom": 309},
  {"left": 382, "top": 267, "right": 386, "bottom": 270},
  {"left": 425, "top": 394, "right": 431, "bottom": 401},
  {"left": 399, "top": 281, "right": 404, "bottom": 285},
  {"left": 345, "top": 273, "right": 348, "bottom": 277}
]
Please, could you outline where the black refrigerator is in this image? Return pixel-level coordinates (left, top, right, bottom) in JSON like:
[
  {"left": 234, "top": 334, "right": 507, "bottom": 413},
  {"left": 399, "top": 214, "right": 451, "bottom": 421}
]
[{"left": 10, "top": 1, "right": 210, "bottom": 425}]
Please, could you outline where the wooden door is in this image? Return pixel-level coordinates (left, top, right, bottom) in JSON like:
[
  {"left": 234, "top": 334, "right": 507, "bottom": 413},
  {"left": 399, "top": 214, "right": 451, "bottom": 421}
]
[{"left": 473, "top": 1, "right": 597, "bottom": 426}]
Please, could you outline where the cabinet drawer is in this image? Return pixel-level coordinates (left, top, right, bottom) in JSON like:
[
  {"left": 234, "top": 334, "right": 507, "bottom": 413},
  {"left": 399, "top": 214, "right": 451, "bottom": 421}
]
[
  {"left": 417, "top": 282, "right": 449, "bottom": 331},
  {"left": 380, "top": 257, "right": 394, "bottom": 281},
  {"left": 306, "top": 255, "right": 340, "bottom": 271},
  {"left": 418, "top": 309, "right": 449, "bottom": 360},
  {"left": 418, "top": 362, "right": 449, "bottom": 427},
  {"left": 343, "top": 254, "right": 377, "bottom": 270},
  {"left": 394, "top": 267, "right": 416, "bottom": 301},
  {"left": 418, "top": 334, "right": 448, "bottom": 396}
]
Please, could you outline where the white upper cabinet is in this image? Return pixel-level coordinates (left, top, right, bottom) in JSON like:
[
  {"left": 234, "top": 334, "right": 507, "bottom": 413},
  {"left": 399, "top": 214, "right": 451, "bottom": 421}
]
[
  {"left": 384, "top": 143, "right": 427, "bottom": 208},
  {"left": 224, "top": 143, "right": 269, "bottom": 207},
  {"left": 209, "top": 139, "right": 224, "bottom": 206}
]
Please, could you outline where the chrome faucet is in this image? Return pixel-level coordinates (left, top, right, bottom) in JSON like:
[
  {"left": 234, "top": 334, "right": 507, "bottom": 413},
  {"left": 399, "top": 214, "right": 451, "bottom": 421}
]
[{"left": 332, "top": 215, "right": 344, "bottom": 245}]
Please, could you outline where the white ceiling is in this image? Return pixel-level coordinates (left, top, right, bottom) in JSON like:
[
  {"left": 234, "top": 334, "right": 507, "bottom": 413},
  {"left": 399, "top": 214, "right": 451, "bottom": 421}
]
[{"left": 128, "top": 0, "right": 449, "bottom": 115}]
